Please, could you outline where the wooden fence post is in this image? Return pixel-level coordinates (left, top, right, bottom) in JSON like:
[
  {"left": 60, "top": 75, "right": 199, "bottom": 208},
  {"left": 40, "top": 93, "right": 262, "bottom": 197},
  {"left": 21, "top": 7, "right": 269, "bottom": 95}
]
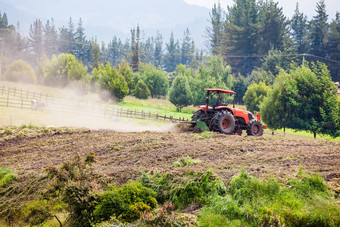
[
  {"left": 149, "top": 112, "right": 151, "bottom": 118},
  {"left": 156, "top": 113, "right": 158, "bottom": 120},
  {"left": 21, "top": 99, "right": 23, "bottom": 109},
  {"left": 1, "top": 85, "right": 4, "bottom": 95},
  {"left": 6, "top": 95, "right": 9, "bottom": 107}
]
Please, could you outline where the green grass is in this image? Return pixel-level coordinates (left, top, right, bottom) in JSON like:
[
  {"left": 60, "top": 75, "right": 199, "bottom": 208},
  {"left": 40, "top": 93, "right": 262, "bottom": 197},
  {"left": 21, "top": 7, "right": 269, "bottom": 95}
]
[
  {"left": 272, "top": 128, "right": 340, "bottom": 142},
  {"left": 117, "top": 96, "right": 195, "bottom": 120},
  {"left": 0, "top": 168, "right": 17, "bottom": 188},
  {"left": 172, "top": 156, "right": 202, "bottom": 167},
  {"left": 198, "top": 170, "right": 340, "bottom": 226}
]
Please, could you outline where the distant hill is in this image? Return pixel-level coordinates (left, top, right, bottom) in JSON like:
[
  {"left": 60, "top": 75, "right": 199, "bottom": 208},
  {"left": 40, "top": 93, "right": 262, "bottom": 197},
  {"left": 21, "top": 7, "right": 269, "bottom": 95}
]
[{"left": 0, "top": 0, "right": 210, "bottom": 49}]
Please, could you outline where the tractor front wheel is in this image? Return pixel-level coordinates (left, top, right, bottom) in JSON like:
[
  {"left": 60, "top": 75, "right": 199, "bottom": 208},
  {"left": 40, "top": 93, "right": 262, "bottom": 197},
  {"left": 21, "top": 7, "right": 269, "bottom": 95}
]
[
  {"left": 212, "top": 111, "right": 235, "bottom": 134},
  {"left": 247, "top": 119, "right": 263, "bottom": 136},
  {"left": 191, "top": 109, "right": 205, "bottom": 121}
]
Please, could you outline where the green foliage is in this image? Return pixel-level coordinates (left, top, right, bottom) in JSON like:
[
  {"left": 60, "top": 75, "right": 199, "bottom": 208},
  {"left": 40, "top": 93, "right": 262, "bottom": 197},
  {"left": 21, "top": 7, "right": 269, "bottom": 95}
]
[
  {"left": 45, "top": 153, "right": 98, "bottom": 227},
  {"left": 243, "top": 82, "right": 271, "bottom": 113},
  {"left": 93, "top": 63, "right": 129, "bottom": 101},
  {"left": 140, "top": 170, "right": 226, "bottom": 210},
  {"left": 93, "top": 181, "right": 157, "bottom": 223},
  {"left": 169, "top": 74, "right": 192, "bottom": 112},
  {"left": 118, "top": 61, "right": 135, "bottom": 93},
  {"left": 193, "top": 131, "right": 213, "bottom": 139},
  {"left": 39, "top": 53, "right": 87, "bottom": 87},
  {"left": 4, "top": 59, "right": 36, "bottom": 83},
  {"left": 133, "top": 79, "right": 151, "bottom": 99},
  {"left": 171, "top": 156, "right": 201, "bottom": 167},
  {"left": 261, "top": 62, "right": 340, "bottom": 138},
  {"left": 140, "top": 63, "right": 169, "bottom": 98},
  {"left": 198, "top": 170, "right": 340, "bottom": 226},
  {"left": 0, "top": 168, "right": 17, "bottom": 188},
  {"left": 190, "top": 55, "right": 233, "bottom": 106}
]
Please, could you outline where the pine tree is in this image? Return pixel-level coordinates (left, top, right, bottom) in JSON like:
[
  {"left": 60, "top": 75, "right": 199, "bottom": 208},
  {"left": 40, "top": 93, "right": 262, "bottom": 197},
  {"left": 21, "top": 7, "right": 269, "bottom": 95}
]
[
  {"left": 290, "top": 3, "right": 309, "bottom": 54},
  {"left": 58, "top": 17, "right": 76, "bottom": 55},
  {"left": 28, "top": 19, "right": 44, "bottom": 61},
  {"left": 327, "top": 13, "right": 340, "bottom": 81},
  {"left": 130, "top": 26, "right": 141, "bottom": 72},
  {"left": 90, "top": 40, "right": 100, "bottom": 69},
  {"left": 258, "top": 0, "right": 288, "bottom": 55},
  {"left": 223, "top": 0, "right": 260, "bottom": 75},
  {"left": 74, "top": 18, "right": 87, "bottom": 61},
  {"left": 141, "top": 37, "right": 155, "bottom": 64},
  {"left": 108, "top": 36, "right": 123, "bottom": 67},
  {"left": 180, "top": 28, "right": 194, "bottom": 66},
  {"left": 43, "top": 19, "right": 58, "bottom": 57},
  {"left": 169, "top": 74, "right": 192, "bottom": 112},
  {"left": 310, "top": 0, "right": 329, "bottom": 58},
  {"left": 163, "top": 32, "right": 180, "bottom": 72},
  {"left": 205, "top": 2, "right": 224, "bottom": 54},
  {"left": 154, "top": 31, "right": 163, "bottom": 68}
]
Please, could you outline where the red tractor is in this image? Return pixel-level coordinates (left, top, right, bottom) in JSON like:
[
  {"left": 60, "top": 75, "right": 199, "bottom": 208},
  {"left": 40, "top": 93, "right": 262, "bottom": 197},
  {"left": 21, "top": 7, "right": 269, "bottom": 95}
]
[{"left": 192, "top": 88, "right": 265, "bottom": 136}]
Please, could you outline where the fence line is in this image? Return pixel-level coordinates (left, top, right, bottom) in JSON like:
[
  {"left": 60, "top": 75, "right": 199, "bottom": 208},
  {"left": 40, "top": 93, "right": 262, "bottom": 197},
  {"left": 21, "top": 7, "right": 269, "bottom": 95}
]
[{"left": 0, "top": 85, "right": 190, "bottom": 123}]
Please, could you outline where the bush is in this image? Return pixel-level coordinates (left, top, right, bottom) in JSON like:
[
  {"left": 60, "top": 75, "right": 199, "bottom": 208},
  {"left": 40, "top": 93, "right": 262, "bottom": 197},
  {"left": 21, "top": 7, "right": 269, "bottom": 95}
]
[
  {"left": 133, "top": 79, "right": 151, "bottom": 99},
  {"left": 4, "top": 59, "right": 36, "bottom": 83},
  {"left": 198, "top": 170, "right": 340, "bottom": 226},
  {"left": 93, "top": 181, "right": 157, "bottom": 223},
  {"left": 243, "top": 82, "right": 271, "bottom": 113},
  {"left": 169, "top": 74, "right": 192, "bottom": 112},
  {"left": 140, "top": 170, "right": 226, "bottom": 210},
  {"left": 0, "top": 168, "right": 17, "bottom": 188}
]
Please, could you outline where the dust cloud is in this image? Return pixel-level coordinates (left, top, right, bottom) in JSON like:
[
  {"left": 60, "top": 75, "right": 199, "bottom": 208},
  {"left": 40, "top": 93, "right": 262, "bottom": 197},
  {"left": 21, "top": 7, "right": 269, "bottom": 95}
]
[{"left": 2, "top": 82, "right": 176, "bottom": 132}]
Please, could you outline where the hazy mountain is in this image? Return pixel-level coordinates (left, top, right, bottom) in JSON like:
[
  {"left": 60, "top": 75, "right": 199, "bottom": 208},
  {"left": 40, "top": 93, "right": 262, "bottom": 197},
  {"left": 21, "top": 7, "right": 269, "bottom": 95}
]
[{"left": 0, "top": 0, "right": 210, "bottom": 49}]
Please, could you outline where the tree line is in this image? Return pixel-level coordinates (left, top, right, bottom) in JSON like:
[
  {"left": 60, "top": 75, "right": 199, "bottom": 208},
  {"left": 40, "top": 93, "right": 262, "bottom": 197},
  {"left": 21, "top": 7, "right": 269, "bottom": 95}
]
[{"left": 206, "top": 0, "right": 340, "bottom": 82}]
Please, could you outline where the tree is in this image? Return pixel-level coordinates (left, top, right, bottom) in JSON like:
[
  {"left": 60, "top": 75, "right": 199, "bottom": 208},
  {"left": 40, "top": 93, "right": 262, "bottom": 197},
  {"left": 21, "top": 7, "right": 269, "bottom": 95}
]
[
  {"left": 222, "top": 0, "right": 260, "bottom": 75},
  {"left": 327, "top": 13, "right": 340, "bottom": 82},
  {"left": 130, "top": 26, "right": 141, "bottom": 72},
  {"left": 90, "top": 40, "right": 100, "bottom": 69},
  {"left": 40, "top": 53, "right": 87, "bottom": 86},
  {"left": 290, "top": 3, "right": 309, "bottom": 54},
  {"left": 258, "top": 0, "right": 288, "bottom": 55},
  {"left": 232, "top": 75, "right": 249, "bottom": 104},
  {"left": 74, "top": 18, "right": 87, "bottom": 62},
  {"left": 154, "top": 31, "right": 163, "bottom": 68},
  {"left": 261, "top": 62, "right": 340, "bottom": 138},
  {"left": 28, "top": 19, "right": 43, "bottom": 61},
  {"left": 93, "top": 63, "right": 129, "bottom": 101},
  {"left": 118, "top": 61, "right": 135, "bottom": 93},
  {"left": 169, "top": 74, "right": 192, "bottom": 112},
  {"left": 4, "top": 59, "right": 36, "bottom": 83},
  {"left": 140, "top": 63, "right": 169, "bottom": 98},
  {"left": 133, "top": 79, "right": 151, "bottom": 99},
  {"left": 163, "top": 32, "right": 180, "bottom": 72},
  {"left": 180, "top": 29, "right": 194, "bottom": 66},
  {"left": 243, "top": 82, "right": 271, "bottom": 113},
  {"left": 190, "top": 55, "right": 233, "bottom": 105},
  {"left": 206, "top": 2, "right": 224, "bottom": 54},
  {"left": 43, "top": 19, "right": 58, "bottom": 57},
  {"left": 310, "top": 0, "right": 329, "bottom": 58}
]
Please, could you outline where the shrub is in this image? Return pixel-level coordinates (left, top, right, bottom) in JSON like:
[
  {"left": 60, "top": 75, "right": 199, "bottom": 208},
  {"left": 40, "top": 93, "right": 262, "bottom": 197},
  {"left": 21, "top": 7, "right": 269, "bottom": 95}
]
[
  {"left": 243, "top": 82, "right": 271, "bottom": 113},
  {"left": 140, "top": 170, "right": 226, "bottom": 210},
  {"left": 0, "top": 168, "right": 17, "bottom": 188},
  {"left": 45, "top": 153, "right": 98, "bottom": 227},
  {"left": 133, "top": 79, "right": 151, "bottom": 99},
  {"left": 198, "top": 170, "right": 340, "bottom": 226},
  {"left": 4, "top": 59, "right": 36, "bottom": 83},
  {"left": 93, "top": 181, "right": 157, "bottom": 223}
]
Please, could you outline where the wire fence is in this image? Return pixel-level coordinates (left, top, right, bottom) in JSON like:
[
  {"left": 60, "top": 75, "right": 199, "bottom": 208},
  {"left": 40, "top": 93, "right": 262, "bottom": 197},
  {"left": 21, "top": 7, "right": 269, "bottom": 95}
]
[{"left": 0, "top": 85, "right": 190, "bottom": 123}]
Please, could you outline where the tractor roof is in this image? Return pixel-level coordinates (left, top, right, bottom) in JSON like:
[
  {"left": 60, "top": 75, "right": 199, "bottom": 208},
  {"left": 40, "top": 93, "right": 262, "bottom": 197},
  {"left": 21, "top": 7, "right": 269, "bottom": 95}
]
[{"left": 205, "top": 88, "right": 236, "bottom": 94}]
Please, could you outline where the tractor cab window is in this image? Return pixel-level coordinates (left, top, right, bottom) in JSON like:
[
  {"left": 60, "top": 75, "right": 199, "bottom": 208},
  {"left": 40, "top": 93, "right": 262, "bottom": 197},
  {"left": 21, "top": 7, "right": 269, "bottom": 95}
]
[{"left": 209, "top": 92, "right": 233, "bottom": 106}]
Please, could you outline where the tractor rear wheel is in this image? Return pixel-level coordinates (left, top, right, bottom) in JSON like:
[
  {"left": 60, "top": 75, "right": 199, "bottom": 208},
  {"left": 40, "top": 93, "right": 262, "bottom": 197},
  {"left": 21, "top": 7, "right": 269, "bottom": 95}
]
[
  {"left": 247, "top": 119, "right": 263, "bottom": 136},
  {"left": 191, "top": 109, "right": 205, "bottom": 121},
  {"left": 212, "top": 111, "right": 235, "bottom": 134}
]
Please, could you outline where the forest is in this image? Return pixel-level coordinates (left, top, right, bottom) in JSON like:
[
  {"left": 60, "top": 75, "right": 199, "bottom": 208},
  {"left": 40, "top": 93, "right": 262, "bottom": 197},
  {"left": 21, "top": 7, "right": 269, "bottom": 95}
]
[{"left": 0, "top": 0, "right": 339, "bottom": 138}]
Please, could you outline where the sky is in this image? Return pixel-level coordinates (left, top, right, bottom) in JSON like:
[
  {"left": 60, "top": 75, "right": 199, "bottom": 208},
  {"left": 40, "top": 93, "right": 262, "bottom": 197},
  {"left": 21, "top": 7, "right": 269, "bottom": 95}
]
[{"left": 184, "top": 0, "right": 340, "bottom": 19}]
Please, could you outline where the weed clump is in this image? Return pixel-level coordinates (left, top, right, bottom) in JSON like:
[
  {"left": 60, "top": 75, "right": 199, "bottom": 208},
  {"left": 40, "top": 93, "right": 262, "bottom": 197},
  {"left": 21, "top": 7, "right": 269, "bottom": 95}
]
[
  {"left": 93, "top": 181, "right": 157, "bottom": 223},
  {"left": 199, "top": 170, "right": 340, "bottom": 226},
  {"left": 171, "top": 156, "right": 201, "bottom": 167},
  {"left": 0, "top": 168, "right": 17, "bottom": 188},
  {"left": 140, "top": 170, "right": 226, "bottom": 210}
]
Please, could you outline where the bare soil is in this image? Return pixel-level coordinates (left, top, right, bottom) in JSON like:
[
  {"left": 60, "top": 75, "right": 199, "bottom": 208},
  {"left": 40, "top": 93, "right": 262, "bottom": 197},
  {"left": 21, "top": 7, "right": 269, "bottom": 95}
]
[{"left": 1, "top": 128, "right": 339, "bottom": 192}]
